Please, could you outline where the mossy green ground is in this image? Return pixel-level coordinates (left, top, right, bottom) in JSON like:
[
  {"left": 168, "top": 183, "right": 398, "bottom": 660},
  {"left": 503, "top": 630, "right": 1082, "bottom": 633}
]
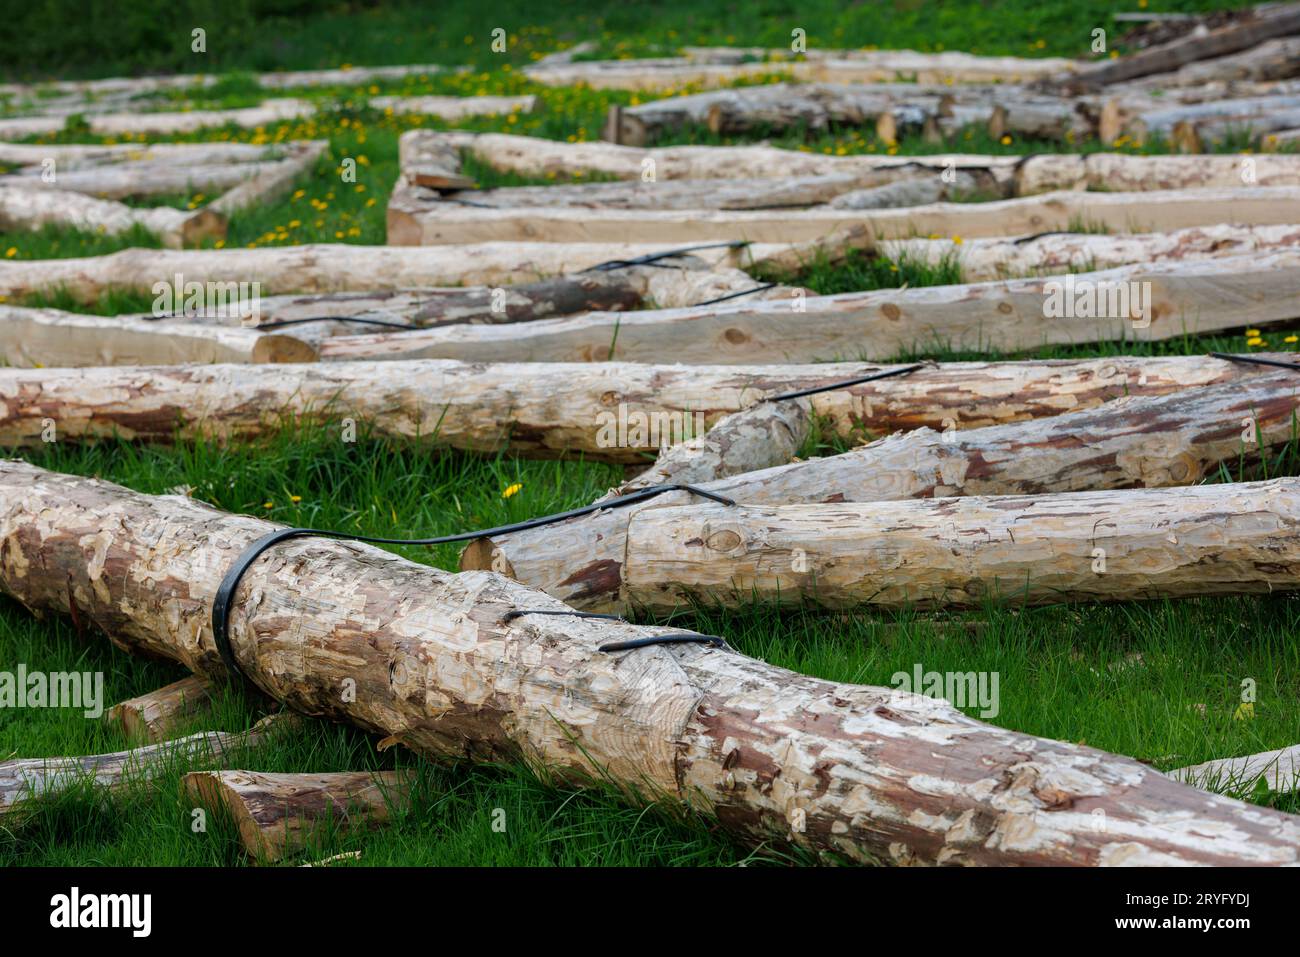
[{"left": 2, "top": 1, "right": 1298, "bottom": 867}]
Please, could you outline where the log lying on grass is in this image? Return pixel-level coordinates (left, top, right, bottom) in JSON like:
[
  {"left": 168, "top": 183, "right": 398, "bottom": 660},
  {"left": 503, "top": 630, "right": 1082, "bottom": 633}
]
[
  {"left": 0, "top": 99, "right": 312, "bottom": 141},
  {"left": 0, "top": 160, "right": 284, "bottom": 202},
  {"left": 182, "top": 770, "right": 416, "bottom": 862},
  {"left": 621, "top": 479, "right": 1300, "bottom": 613},
  {"left": 0, "top": 141, "right": 279, "bottom": 172},
  {"left": 1109, "top": 36, "right": 1300, "bottom": 91},
  {"left": 0, "top": 714, "right": 291, "bottom": 818},
  {"left": 1170, "top": 746, "right": 1300, "bottom": 795},
  {"left": 388, "top": 182, "right": 1300, "bottom": 245},
  {"left": 316, "top": 252, "right": 1300, "bottom": 364},
  {"left": 0, "top": 240, "right": 811, "bottom": 304},
  {"left": 0, "top": 305, "right": 318, "bottom": 366},
  {"left": 4, "top": 461, "right": 1298, "bottom": 866},
  {"left": 882, "top": 223, "right": 1300, "bottom": 281},
  {"left": 207, "top": 140, "right": 328, "bottom": 216},
  {"left": 1048, "top": 3, "right": 1300, "bottom": 93},
  {"left": 1016, "top": 152, "right": 1300, "bottom": 194},
  {"left": 0, "top": 353, "right": 1270, "bottom": 459},
  {"left": 372, "top": 94, "right": 537, "bottom": 120},
  {"left": 463, "top": 370, "right": 1300, "bottom": 610},
  {"left": 105, "top": 676, "right": 214, "bottom": 743},
  {"left": 0, "top": 184, "right": 225, "bottom": 248}
]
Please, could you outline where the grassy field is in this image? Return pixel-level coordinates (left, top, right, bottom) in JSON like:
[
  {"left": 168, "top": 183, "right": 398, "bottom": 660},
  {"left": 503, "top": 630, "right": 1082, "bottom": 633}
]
[{"left": 3, "top": 1, "right": 1299, "bottom": 867}]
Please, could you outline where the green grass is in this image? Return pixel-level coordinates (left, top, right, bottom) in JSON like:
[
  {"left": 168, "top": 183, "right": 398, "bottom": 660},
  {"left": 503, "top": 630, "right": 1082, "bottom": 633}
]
[{"left": 2, "top": 0, "right": 1298, "bottom": 867}]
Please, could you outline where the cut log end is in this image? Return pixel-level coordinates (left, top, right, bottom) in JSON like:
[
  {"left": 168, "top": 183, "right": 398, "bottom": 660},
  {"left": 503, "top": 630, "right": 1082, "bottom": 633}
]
[{"left": 250, "top": 333, "right": 320, "bottom": 364}]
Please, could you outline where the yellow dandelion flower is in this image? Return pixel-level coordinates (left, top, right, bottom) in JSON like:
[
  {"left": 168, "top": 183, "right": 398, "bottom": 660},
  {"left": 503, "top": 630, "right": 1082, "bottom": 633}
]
[
  {"left": 290, "top": 495, "right": 302, "bottom": 503},
  {"left": 1245, "top": 328, "right": 1261, "bottom": 336},
  {"left": 262, "top": 501, "right": 274, "bottom": 509},
  {"left": 4, "top": 247, "right": 16, "bottom": 258},
  {"left": 1247, "top": 337, "right": 1266, "bottom": 347},
  {"left": 1285, "top": 335, "right": 1298, "bottom": 343},
  {"left": 1000, "top": 135, "right": 1012, "bottom": 145},
  {"left": 502, "top": 483, "right": 523, "bottom": 499}
]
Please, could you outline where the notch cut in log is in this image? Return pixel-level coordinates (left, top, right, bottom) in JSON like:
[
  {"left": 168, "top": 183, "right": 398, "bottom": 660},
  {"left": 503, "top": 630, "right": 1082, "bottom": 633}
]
[
  {"left": 182, "top": 770, "right": 416, "bottom": 862},
  {"left": 4, "top": 459, "right": 1299, "bottom": 866},
  {"left": 462, "top": 369, "right": 1300, "bottom": 611},
  {"left": 105, "top": 675, "right": 214, "bottom": 743},
  {"left": 1, "top": 353, "right": 1277, "bottom": 461}
]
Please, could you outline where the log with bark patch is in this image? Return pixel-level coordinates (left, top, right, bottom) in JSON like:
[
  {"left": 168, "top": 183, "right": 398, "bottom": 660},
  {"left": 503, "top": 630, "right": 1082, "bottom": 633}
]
[
  {"left": 461, "top": 369, "right": 1300, "bottom": 611},
  {"left": 3, "top": 460, "right": 1297, "bottom": 866},
  {"left": 105, "top": 675, "right": 215, "bottom": 742},
  {"left": 5, "top": 352, "right": 1272, "bottom": 460},
  {"left": 882, "top": 223, "right": 1300, "bottom": 281},
  {"left": 312, "top": 252, "right": 1300, "bottom": 364},
  {"left": 0, "top": 239, "right": 820, "bottom": 304},
  {"left": 1046, "top": 3, "right": 1300, "bottom": 92},
  {"left": 0, "top": 714, "right": 292, "bottom": 819},
  {"left": 387, "top": 180, "right": 1300, "bottom": 245},
  {"left": 1107, "top": 36, "right": 1300, "bottom": 91},
  {"left": 0, "top": 183, "right": 225, "bottom": 248},
  {"left": 182, "top": 769, "right": 416, "bottom": 862}
]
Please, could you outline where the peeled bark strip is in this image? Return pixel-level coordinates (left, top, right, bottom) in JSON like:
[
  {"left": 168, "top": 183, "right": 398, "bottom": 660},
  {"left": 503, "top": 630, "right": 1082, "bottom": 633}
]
[
  {"left": 1050, "top": 4, "right": 1300, "bottom": 92},
  {"left": 0, "top": 242, "right": 758, "bottom": 303},
  {"left": 1171, "top": 746, "right": 1300, "bottom": 795},
  {"left": 3, "top": 460, "right": 1297, "bottom": 867},
  {"left": 621, "top": 479, "right": 1300, "bottom": 612},
  {"left": 388, "top": 182, "right": 1300, "bottom": 246},
  {"left": 883, "top": 223, "right": 1300, "bottom": 281},
  {"left": 182, "top": 769, "right": 416, "bottom": 861},
  {"left": 105, "top": 675, "right": 214, "bottom": 743},
  {"left": 0, "top": 714, "right": 291, "bottom": 818},
  {"left": 0, "top": 184, "right": 225, "bottom": 249},
  {"left": 1, "top": 353, "right": 1268, "bottom": 459},
  {"left": 316, "top": 252, "right": 1300, "bottom": 364},
  {"left": 463, "top": 370, "right": 1300, "bottom": 610},
  {"left": 0, "top": 305, "right": 318, "bottom": 366}
]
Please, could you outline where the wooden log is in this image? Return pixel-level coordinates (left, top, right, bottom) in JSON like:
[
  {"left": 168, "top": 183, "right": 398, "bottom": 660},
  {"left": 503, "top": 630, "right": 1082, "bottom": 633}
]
[
  {"left": 0, "top": 305, "right": 318, "bottom": 366},
  {"left": 882, "top": 223, "right": 1300, "bottom": 281},
  {"left": 1051, "top": 3, "right": 1300, "bottom": 92},
  {"left": 0, "top": 241, "right": 786, "bottom": 303},
  {"left": 825, "top": 171, "right": 987, "bottom": 210},
  {"left": 181, "top": 769, "right": 416, "bottom": 862},
  {"left": 463, "top": 370, "right": 1300, "bottom": 611},
  {"left": 4, "top": 460, "right": 1297, "bottom": 867},
  {"left": 986, "top": 101, "right": 1093, "bottom": 143},
  {"left": 417, "top": 130, "right": 1023, "bottom": 184},
  {"left": 105, "top": 675, "right": 214, "bottom": 743},
  {"left": 371, "top": 94, "right": 536, "bottom": 120},
  {"left": 1017, "top": 152, "right": 1300, "bottom": 194},
  {"left": 403, "top": 131, "right": 476, "bottom": 191},
  {"left": 0, "top": 183, "right": 225, "bottom": 248},
  {"left": 1262, "top": 127, "right": 1300, "bottom": 150},
  {"left": 314, "top": 252, "right": 1300, "bottom": 364},
  {"left": 208, "top": 141, "right": 328, "bottom": 216},
  {"left": 0, "top": 142, "right": 273, "bottom": 172},
  {"left": 1127, "top": 95, "right": 1300, "bottom": 144},
  {"left": 0, "top": 160, "right": 286, "bottom": 202},
  {"left": 387, "top": 181, "right": 1300, "bottom": 246},
  {"left": 0, "top": 352, "right": 1271, "bottom": 460},
  {"left": 1103, "top": 36, "right": 1300, "bottom": 91},
  {"left": 1170, "top": 745, "right": 1300, "bottom": 795},
  {"left": 0, "top": 99, "right": 313, "bottom": 140},
  {"left": 621, "top": 479, "right": 1300, "bottom": 612},
  {"left": 0, "top": 714, "right": 290, "bottom": 818}
]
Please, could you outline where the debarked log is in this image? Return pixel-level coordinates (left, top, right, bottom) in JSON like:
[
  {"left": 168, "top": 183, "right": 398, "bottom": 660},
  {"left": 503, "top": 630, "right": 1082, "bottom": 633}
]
[
  {"left": 461, "top": 370, "right": 1300, "bottom": 610},
  {"left": 619, "top": 479, "right": 1300, "bottom": 612},
  {"left": 387, "top": 182, "right": 1300, "bottom": 246},
  {"left": 0, "top": 305, "right": 318, "bottom": 366},
  {"left": 312, "top": 251, "right": 1300, "bottom": 364},
  {"left": 1, "top": 353, "right": 1272, "bottom": 460},
  {"left": 3, "top": 460, "right": 1298, "bottom": 866},
  {"left": 0, "top": 240, "right": 811, "bottom": 304},
  {"left": 1170, "top": 746, "right": 1300, "bottom": 795},
  {"left": 881, "top": 223, "right": 1300, "bottom": 282},
  {"left": 105, "top": 675, "right": 215, "bottom": 742},
  {"left": 0, "top": 184, "right": 225, "bottom": 249},
  {"left": 0, "top": 714, "right": 292, "bottom": 818},
  {"left": 181, "top": 769, "right": 416, "bottom": 862}
]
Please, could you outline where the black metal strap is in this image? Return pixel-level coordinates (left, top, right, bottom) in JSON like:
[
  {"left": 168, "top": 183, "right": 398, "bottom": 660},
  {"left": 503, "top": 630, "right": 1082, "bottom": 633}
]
[
  {"left": 1210, "top": 352, "right": 1300, "bottom": 372},
  {"left": 503, "top": 609, "right": 727, "bottom": 652},
  {"left": 764, "top": 362, "right": 925, "bottom": 402},
  {"left": 689, "top": 283, "right": 778, "bottom": 307},
  {"left": 582, "top": 240, "right": 750, "bottom": 273},
  {"left": 211, "top": 483, "right": 735, "bottom": 684},
  {"left": 151, "top": 312, "right": 416, "bottom": 331}
]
